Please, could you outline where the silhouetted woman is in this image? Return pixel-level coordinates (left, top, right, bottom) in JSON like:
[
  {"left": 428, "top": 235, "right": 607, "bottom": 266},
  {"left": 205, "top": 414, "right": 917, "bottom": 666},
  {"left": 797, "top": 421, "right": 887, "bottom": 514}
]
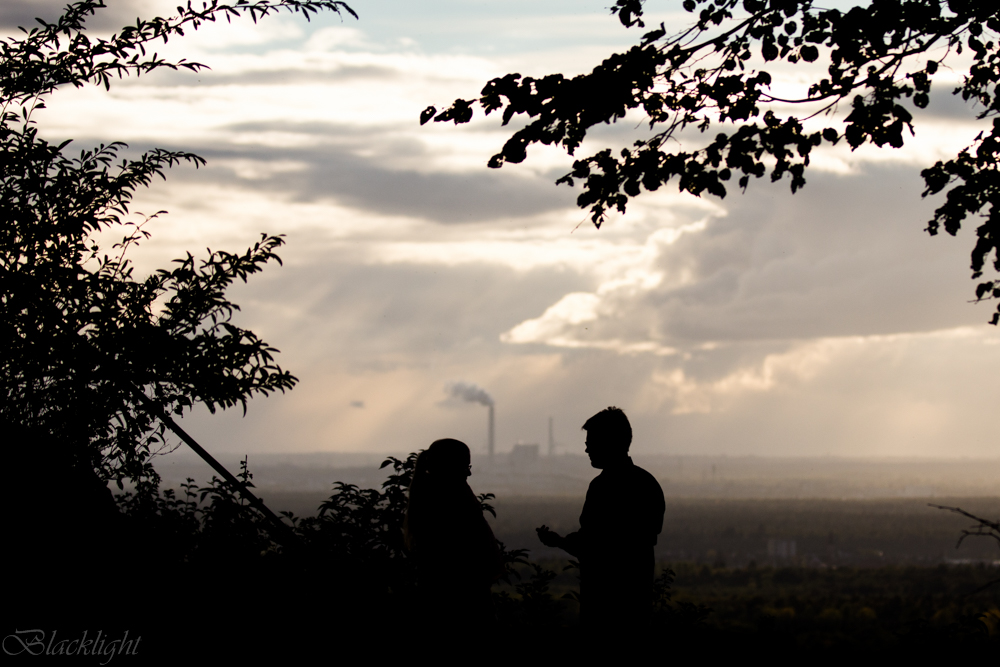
[{"left": 404, "top": 439, "right": 503, "bottom": 627}]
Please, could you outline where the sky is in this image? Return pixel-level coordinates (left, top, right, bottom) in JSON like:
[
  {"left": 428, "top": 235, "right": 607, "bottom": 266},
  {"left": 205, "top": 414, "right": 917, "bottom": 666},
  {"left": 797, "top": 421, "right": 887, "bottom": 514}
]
[{"left": 8, "top": 0, "right": 1000, "bottom": 459}]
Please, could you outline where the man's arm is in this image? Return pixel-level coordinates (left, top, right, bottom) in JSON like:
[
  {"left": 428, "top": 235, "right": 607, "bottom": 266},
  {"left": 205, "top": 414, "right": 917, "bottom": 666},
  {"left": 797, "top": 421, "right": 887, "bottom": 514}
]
[
  {"left": 536, "top": 525, "right": 583, "bottom": 558},
  {"left": 536, "top": 472, "right": 599, "bottom": 558}
]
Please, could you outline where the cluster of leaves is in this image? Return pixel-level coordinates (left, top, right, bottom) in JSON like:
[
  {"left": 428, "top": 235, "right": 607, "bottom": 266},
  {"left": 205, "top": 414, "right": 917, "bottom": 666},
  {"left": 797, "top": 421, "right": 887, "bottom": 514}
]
[
  {"left": 294, "top": 453, "right": 421, "bottom": 594},
  {"left": 1, "top": 1, "right": 354, "bottom": 485},
  {"left": 117, "top": 456, "right": 278, "bottom": 565},
  {"left": 297, "top": 454, "right": 529, "bottom": 592},
  {"left": 426, "top": 0, "right": 1000, "bottom": 323},
  {"left": 117, "top": 453, "right": 534, "bottom": 609}
]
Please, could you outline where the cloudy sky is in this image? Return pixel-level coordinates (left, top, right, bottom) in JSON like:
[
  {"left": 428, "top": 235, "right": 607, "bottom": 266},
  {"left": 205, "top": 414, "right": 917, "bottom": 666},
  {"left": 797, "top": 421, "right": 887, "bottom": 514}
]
[{"left": 12, "top": 1, "right": 1000, "bottom": 458}]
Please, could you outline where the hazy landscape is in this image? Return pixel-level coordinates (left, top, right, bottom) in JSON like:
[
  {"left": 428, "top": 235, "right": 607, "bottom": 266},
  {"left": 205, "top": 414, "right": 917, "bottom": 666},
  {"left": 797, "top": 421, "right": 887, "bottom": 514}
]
[
  {"left": 152, "top": 450, "right": 1000, "bottom": 567},
  {"left": 154, "top": 450, "right": 1000, "bottom": 498}
]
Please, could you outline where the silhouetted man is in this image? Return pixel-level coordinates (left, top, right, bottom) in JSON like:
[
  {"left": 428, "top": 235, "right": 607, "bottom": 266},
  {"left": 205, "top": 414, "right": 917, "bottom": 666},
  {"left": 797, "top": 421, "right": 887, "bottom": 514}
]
[{"left": 537, "top": 407, "right": 665, "bottom": 631}]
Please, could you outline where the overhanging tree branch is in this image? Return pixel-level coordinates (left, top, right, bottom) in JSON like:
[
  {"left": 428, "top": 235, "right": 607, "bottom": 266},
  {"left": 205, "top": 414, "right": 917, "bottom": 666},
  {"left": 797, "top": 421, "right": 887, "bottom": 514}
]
[{"left": 425, "top": 0, "right": 1000, "bottom": 323}]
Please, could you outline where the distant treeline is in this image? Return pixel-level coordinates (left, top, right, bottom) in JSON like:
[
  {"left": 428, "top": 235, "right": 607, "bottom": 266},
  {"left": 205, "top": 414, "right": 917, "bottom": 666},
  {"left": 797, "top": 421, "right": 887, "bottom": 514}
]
[
  {"left": 509, "top": 558, "right": 1000, "bottom": 642},
  {"left": 139, "top": 486, "right": 1000, "bottom": 566},
  {"left": 490, "top": 496, "right": 1000, "bottom": 567}
]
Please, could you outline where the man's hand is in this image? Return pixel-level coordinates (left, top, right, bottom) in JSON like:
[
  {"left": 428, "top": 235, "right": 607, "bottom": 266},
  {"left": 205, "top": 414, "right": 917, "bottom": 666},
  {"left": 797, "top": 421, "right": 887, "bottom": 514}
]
[{"left": 536, "top": 525, "right": 563, "bottom": 548}]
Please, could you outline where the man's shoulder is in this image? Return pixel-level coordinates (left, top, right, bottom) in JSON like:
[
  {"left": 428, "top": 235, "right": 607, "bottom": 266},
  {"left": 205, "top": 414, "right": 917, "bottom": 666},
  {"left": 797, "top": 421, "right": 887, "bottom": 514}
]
[
  {"left": 628, "top": 462, "right": 664, "bottom": 493},
  {"left": 591, "top": 459, "right": 663, "bottom": 492},
  {"left": 628, "top": 461, "right": 659, "bottom": 482}
]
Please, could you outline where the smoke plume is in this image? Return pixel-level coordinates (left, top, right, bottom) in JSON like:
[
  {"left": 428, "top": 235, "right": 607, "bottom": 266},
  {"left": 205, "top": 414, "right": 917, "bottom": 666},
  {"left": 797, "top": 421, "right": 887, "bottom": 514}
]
[{"left": 446, "top": 381, "right": 494, "bottom": 406}]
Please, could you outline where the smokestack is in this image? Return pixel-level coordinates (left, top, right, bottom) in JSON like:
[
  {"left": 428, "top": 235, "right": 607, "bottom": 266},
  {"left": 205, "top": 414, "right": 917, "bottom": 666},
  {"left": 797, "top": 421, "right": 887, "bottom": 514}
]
[
  {"left": 445, "top": 381, "right": 495, "bottom": 457},
  {"left": 488, "top": 404, "right": 495, "bottom": 459},
  {"left": 548, "top": 416, "right": 554, "bottom": 456}
]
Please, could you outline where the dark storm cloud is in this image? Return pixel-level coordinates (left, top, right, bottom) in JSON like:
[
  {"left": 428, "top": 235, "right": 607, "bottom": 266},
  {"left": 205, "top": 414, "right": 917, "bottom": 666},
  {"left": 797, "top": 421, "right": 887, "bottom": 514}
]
[
  {"left": 156, "top": 135, "right": 577, "bottom": 224},
  {"left": 641, "top": 164, "right": 985, "bottom": 343},
  {"left": 0, "top": 0, "right": 79, "bottom": 30},
  {"left": 0, "top": 1, "right": 146, "bottom": 32}
]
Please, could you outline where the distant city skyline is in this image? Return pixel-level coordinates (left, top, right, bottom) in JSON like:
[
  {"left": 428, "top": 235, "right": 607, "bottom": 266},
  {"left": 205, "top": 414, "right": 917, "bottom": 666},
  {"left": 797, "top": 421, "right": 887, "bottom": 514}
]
[{"left": 9, "top": 0, "right": 1000, "bottom": 458}]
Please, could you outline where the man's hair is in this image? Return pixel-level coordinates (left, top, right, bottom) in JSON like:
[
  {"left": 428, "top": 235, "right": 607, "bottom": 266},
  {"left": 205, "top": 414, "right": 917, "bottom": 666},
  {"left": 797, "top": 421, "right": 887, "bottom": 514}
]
[{"left": 582, "top": 406, "right": 632, "bottom": 452}]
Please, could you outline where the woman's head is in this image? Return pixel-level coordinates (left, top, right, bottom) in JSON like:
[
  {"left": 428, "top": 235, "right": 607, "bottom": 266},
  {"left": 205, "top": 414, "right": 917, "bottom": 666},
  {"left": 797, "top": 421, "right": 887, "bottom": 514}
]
[
  {"left": 404, "top": 438, "right": 472, "bottom": 552},
  {"left": 416, "top": 438, "right": 471, "bottom": 481}
]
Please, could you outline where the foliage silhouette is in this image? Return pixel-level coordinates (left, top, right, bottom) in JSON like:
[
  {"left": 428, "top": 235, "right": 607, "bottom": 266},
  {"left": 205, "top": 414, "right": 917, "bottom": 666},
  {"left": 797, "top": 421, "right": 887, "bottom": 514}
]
[
  {"left": 427, "top": 0, "right": 1000, "bottom": 323},
  {"left": 1, "top": 0, "right": 355, "bottom": 489},
  {"left": 114, "top": 451, "right": 549, "bottom": 645},
  {"left": 116, "top": 452, "right": 525, "bottom": 585}
]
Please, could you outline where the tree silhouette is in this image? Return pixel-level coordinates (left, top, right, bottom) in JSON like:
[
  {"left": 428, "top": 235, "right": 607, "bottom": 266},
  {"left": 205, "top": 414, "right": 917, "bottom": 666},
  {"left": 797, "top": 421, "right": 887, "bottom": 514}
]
[
  {"left": 930, "top": 504, "right": 1000, "bottom": 592},
  {"left": 1, "top": 1, "right": 355, "bottom": 487},
  {"left": 426, "top": 0, "right": 1000, "bottom": 323}
]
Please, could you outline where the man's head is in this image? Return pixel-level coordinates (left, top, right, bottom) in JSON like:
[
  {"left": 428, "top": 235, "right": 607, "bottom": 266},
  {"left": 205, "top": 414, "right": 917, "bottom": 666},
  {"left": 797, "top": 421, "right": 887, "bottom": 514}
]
[{"left": 582, "top": 406, "right": 631, "bottom": 469}]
